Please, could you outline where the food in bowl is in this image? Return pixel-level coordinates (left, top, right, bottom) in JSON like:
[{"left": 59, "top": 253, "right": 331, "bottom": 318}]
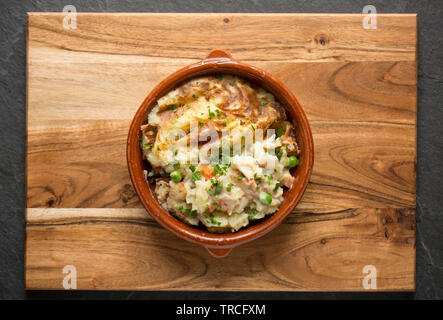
[{"left": 140, "top": 74, "right": 299, "bottom": 233}]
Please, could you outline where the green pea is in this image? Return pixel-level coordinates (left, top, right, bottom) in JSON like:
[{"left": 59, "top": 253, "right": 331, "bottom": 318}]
[
  {"left": 170, "top": 171, "right": 182, "bottom": 182},
  {"left": 288, "top": 156, "right": 298, "bottom": 168},
  {"left": 260, "top": 192, "right": 272, "bottom": 205}
]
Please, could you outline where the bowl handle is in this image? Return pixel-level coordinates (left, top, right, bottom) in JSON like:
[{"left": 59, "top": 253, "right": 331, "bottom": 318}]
[
  {"left": 205, "top": 49, "right": 234, "bottom": 60},
  {"left": 206, "top": 247, "right": 232, "bottom": 258}
]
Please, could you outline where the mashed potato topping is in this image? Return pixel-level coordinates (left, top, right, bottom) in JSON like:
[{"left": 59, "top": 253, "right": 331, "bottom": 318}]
[{"left": 140, "top": 75, "right": 299, "bottom": 232}]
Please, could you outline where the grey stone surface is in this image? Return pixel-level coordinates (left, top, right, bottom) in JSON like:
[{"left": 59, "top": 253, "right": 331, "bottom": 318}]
[{"left": 0, "top": 0, "right": 441, "bottom": 300}]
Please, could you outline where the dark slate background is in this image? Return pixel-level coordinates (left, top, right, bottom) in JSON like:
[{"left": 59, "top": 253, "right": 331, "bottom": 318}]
[{"left": 0, "top": 0, "right": 441, "bottom": 300}]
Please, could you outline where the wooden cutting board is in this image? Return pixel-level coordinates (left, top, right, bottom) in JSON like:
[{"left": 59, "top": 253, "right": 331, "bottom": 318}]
[{"left": 26, "top": 13, "right": 417, "bottom": 291}]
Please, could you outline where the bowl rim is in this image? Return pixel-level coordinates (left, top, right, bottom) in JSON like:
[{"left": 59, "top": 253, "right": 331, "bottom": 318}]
[{"left": 127, "top": 49, "right": 314, "bottom": 253}]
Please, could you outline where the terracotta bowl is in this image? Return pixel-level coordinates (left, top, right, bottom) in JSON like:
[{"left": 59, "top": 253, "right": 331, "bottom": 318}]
[{"left": 127, "top": 49, "right": 314, "bottom": 258}]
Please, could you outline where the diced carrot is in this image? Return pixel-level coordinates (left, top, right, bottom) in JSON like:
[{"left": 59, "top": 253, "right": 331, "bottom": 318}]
[
  {"left": 215, "top": 174, "right": 220, "bottom": 180},
  {"left": 210, "top": 204, "right": 216, "bottom": 213},
  {"left": 248, "top": 178, "right": 255, "bottom": 185},
  {"left": 200, "top": 165, "right": 214, "bottom": 179}
]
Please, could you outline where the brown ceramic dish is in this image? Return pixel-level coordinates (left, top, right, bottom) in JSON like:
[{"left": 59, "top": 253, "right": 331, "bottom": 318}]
[{"left": 127, "top": 49, "right": 314, "bottom": 258}]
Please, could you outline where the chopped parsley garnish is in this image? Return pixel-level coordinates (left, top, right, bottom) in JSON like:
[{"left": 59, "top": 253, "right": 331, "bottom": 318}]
[
  {"left": 143, "top": 144, "right": 153, "bottom": 150},
  {"left": 174, "top": 149, "right": 178, "bottom": 156},
  {"left": 222, "top": 120, "right": 227, "bottom": 127},
  {"left": 226, "top": 183, "right": 234, "bottom": 192},
  {"left": 276, "top": 148, "right": 283, "bottom": 160},
  {"left": 248, "top": 210, "right": 257, "bottom": 221},
  {"left": 276, "top": 127, "right": 284, "bottom": 138},
  {"left": 261, "top": 100, "right": 267, "bottom": 106},
  {"left": 177, "top": 206, "right": 197, "bottom": 217},
  {"left": 191, "top": 171, "right": 202, "bottom": 182},
  {"left": 213, "top": 164, "right": 229, "bottom": 176},
  {"left": 253, "top": 173, "right": 262, "bottom": 181},
  {"left": 166, "top": 104, "right": 176, "bottom": 111},
  {"left": 251, "top": 124, "right": 255, "bottom": 131},
  {"left": 173, "top": 162, "right": 180, "bottom": 170},
  {"left": 208, "top": 106, "right": 215, "bottom": 119},
  {"left": 210, "top": 179, "right": 223, "bottom": 196},
  {"left": 209, "top": 214, "right": 221, "bottom": 226},
  {"left": 192, "top": 94, "right": 197, "bottom": 99},
  {"left": 216, "top": 109, "right": 222, "bottom": 119},
  {"left": 273, "top": 182, "right": 280, "bottom": 192},
  {"left": 264, "top": 174, "right": 273, "bottom": 184},
  {"left": 199, "top": 121, "right": 204, "bottom": 127},
  {"left": 189, "top": 164, "right": 196, "bottom": 172},
  {"left": 149, "top": 174, "right": 158, "bottom": 184}
]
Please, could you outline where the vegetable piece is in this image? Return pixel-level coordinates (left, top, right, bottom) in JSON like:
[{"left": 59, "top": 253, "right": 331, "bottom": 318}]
[
  {"left": 264, "top": 174, "right": 273, "bottom": 184},
  {"left": 276, "top": 148, "right": 283, "bottom": 160},
  {"left": 288, "top": 156, "right": 298, "bottom": 168},
  {"left": 189, "top": 164, "right": 196, "bottom": 172},
  {"left": 276, "top": 127, "right": 284, "bottom": 138},
  {"left": 200, "top": 165, "right": 214, "bottom": 180},
  {"left": 208, "top": 106, "right": 215, "bottom": 119},
  {"left": 248, "top": 209, "right": 257, "bottom": 220},
  {"left": 260, "top": 192, "right": 272, "bottom": 205},
  {"left": 191, "top": 171, "right": 202, "bottom": 182},
  {"left": 210, "top": 179, "right": 223, "bottom": 195},
  {"left": 170, "top": 171, "right": 182, "bottom": 182},
  {"left": 213, "top": 164, "right": 229, "bottom": 176},
  {"left": 273, "top": 182, "right": 280, "bottom": 192}
]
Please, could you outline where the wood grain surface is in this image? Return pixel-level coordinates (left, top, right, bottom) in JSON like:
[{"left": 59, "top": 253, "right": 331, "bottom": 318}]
[{"left": 26, "top": 13, "right": 417, "bottom": 291}]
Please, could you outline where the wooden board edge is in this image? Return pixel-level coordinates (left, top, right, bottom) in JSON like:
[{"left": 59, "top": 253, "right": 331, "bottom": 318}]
[
  {"left": 26, "top": 12, "right": 419, "bottom": 17},
  {"left": 25, "top": 207, "right": 416, "bottom": 291}
]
